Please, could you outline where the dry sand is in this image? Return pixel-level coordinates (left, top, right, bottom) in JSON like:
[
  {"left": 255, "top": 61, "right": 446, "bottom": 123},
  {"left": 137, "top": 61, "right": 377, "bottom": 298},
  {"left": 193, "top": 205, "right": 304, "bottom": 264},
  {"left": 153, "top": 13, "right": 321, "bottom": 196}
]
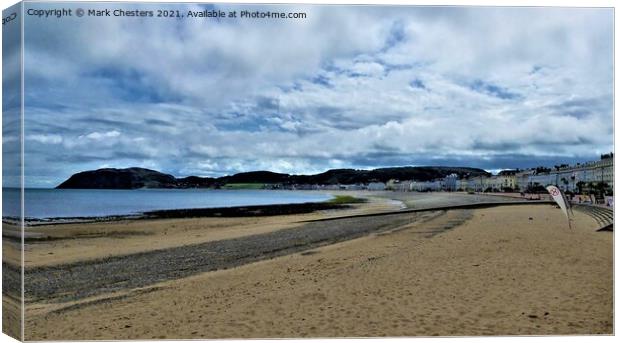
[{"left": 23, "top": 204, "right": 612, "bottom": 339}]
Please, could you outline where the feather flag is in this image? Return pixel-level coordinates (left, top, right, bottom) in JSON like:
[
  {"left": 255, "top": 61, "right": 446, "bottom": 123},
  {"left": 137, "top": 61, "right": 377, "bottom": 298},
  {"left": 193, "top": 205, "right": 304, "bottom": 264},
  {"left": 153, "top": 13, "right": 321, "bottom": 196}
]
[{"left": 546, "top": 185, "right": 573, "bottom": 229}]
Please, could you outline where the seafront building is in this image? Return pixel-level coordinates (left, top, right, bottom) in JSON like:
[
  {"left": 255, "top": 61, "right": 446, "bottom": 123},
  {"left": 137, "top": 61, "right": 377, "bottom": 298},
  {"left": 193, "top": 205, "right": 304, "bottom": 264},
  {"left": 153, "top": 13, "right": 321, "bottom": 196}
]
[
  {"left": 394, "top": 155, "right": 612, "bottom": 194},
  {"left": 367, "top": 182, "right": 387, "bottom": 191},
  {"left": 277, "top": 155, "right": 612, "bottom": 195},
  {"left": 409, "top": 179, "right": 444, "bottom": 192},
  {"left": 386, "top": 179, "right": 412, "bottom": 191},
  {"left": 444, "top": 174, "right": 458, "bottom": 191},
  {"left": 511, "top": 154, "right": 613, "bottom": 193}
]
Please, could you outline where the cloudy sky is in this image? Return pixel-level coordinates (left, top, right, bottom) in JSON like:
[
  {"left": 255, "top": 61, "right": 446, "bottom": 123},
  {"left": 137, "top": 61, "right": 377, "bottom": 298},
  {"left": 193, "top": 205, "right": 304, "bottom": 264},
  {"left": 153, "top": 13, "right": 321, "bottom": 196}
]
[{"left": 19, "top": 3, "right": 613, "bottom": 187}]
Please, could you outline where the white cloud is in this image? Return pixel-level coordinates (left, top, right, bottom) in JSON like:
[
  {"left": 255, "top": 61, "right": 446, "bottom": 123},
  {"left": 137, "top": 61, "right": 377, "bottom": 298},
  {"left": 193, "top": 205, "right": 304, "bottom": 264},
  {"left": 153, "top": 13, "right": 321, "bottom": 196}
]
[
  {"left": 27, "top": 134, "right": 63, "bottom": 144},
  {"left": 82, "top": 130, "right": 121, "bottom": 141}
]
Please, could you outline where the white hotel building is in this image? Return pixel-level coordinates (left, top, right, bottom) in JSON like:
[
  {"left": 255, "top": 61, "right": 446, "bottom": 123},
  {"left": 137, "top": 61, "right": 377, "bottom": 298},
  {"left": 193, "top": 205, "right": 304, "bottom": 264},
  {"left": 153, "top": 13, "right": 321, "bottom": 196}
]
[{"left": 513, "top": 155, "right": 613, "bottom": 193}]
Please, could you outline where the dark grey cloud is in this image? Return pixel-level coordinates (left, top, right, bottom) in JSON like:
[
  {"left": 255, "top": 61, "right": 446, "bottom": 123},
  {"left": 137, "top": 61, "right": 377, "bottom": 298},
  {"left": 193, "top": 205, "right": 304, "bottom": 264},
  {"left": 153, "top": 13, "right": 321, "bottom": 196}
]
[
  {"left": 144, "top": 119, "right": 174, "bottom": 127},
  {"left": 467, "top": 79, "right": 522, "bottom": 100},
  {"left": 547, "top": 96, "right": 612, "bottom": 119},
  {"left": 409, "top": 79, "right": 427, "bottom": 90}
]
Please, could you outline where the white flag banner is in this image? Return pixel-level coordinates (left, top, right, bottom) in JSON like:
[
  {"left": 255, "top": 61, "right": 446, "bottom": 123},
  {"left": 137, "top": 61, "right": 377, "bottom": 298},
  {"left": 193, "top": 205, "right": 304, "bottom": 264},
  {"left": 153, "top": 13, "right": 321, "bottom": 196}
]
[{"left": 546, "top": 185, "right": 572, "bottom": 222}]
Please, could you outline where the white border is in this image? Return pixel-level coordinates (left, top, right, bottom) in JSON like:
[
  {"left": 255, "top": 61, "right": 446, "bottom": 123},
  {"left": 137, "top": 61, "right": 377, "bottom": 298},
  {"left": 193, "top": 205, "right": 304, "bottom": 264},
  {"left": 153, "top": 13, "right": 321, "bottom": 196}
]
[{"left": 0, "top": 1, "right": 617, "bottom": 343}]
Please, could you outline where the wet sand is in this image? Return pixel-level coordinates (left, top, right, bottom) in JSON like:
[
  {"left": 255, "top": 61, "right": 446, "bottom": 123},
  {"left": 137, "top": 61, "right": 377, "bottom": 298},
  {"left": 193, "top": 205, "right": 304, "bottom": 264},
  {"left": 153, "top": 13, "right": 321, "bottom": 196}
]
[{"left": 23, "top": 204, "right": 612, "bottom": 339}]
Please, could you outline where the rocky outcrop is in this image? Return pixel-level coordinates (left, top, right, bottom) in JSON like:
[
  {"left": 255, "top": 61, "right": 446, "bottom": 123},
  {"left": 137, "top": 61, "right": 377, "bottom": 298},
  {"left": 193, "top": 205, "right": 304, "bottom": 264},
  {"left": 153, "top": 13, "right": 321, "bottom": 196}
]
[{"left": 56, "top": 168, "right": 177, "bottom": 189}]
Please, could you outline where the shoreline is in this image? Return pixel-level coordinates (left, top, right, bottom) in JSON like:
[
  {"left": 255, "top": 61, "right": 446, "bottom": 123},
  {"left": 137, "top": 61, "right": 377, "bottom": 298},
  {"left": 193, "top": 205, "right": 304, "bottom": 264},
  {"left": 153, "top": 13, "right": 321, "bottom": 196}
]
[
  {"left": 5, "top": 190, "right": 546, "bottom": 227},
  {"left": 2, "top": 201, "right": 355, "bottom": 244},
  {"left": 3, "top": 188, "right": 345, "bottom": 226},
  {"left": 4, "top": 201, "right": 352, "bottom": 228},
  {"left": 6, "top": 194, "right": 404, "bottom": 269}
]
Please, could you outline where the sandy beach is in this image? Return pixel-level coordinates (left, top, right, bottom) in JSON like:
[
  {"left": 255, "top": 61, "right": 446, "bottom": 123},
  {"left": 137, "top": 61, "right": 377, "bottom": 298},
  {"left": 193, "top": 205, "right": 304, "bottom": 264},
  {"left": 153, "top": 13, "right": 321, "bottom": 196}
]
[{"left": 15, "top": 199, "right": 612, "bottom": 340}]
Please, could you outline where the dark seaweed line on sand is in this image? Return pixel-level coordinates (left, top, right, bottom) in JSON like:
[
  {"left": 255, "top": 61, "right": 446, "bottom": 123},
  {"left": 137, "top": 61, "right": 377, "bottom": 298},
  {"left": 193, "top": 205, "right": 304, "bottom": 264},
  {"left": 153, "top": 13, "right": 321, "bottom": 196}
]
[
  {"left": 18, "top": 211, "right": 444, "bottom": 303},
  {"left": 8, "top": 202, "right": 351, "bottom": 228},
  {"left": 142, "top": 202, "right": 349, "bottom": 218}
]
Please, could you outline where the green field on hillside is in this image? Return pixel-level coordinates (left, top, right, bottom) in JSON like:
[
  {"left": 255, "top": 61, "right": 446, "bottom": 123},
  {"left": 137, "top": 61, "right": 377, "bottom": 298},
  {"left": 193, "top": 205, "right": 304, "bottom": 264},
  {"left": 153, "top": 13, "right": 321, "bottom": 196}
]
[{"left": 222, "top": 183, "right": 266, "bottom": 190}]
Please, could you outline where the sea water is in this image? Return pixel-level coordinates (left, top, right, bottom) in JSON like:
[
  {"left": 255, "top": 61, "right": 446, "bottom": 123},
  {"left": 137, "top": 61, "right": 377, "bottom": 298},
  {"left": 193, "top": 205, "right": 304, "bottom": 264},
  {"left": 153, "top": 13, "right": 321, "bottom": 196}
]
[{"left": 2, "top": 188, "right": 333, "bottom": 219}]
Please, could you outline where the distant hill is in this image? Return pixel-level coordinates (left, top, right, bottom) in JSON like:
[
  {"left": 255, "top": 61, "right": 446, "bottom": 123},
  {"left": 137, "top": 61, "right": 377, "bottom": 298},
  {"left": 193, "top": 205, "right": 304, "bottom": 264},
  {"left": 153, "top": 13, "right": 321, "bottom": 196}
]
[
  {"left": 56, "top": 168, "right": 178, "bottom": 189},
  {"left": 56, "top": 166, "right": 490, "bottom": 189},
  {"left": 220, "top": 171, "right": 291, "bottom": 184}
]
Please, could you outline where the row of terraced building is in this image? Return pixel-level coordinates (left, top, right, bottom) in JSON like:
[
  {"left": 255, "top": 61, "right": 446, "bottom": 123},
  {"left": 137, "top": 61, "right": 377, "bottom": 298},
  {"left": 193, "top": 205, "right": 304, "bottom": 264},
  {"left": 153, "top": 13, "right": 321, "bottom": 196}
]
[{"left": 407, "top": 154, "right": 613, "bottom": 194}]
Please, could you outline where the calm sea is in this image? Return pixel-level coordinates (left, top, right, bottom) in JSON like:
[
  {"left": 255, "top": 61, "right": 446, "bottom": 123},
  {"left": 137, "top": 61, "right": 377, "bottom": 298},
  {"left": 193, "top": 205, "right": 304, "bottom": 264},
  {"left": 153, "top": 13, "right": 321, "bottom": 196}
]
[{"left": 2, "top": 188, "right": 333, "bottom": 219}]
